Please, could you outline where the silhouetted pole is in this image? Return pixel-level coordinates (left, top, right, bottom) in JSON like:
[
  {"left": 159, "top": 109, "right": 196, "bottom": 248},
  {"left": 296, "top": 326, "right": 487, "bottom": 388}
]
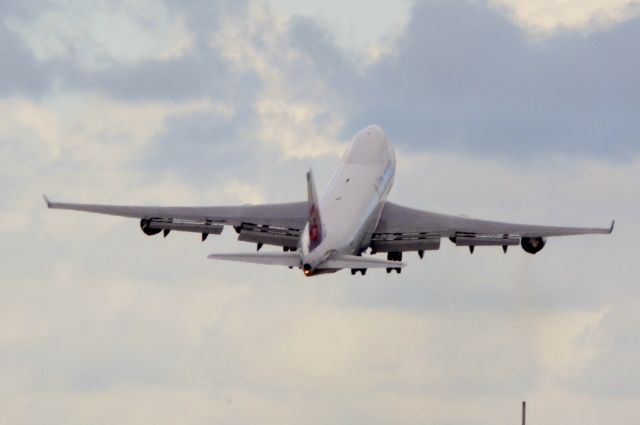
[{"left": 522, "top": 401, "right": 526, "bottom": 425}]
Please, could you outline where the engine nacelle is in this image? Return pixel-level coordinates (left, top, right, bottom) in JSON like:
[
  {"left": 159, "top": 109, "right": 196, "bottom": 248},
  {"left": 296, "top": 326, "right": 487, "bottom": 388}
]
[
  {"left": 140, "top": 218, "right": 162, "bottom": 236},
  {"left": 521, "top": 236, "right": 546, "bottom": 254}
]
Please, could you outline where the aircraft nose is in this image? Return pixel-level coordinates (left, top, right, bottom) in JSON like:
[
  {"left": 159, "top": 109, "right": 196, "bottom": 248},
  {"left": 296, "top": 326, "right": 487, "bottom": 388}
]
[{"left": 362, "top": 124, "right": 386, "bottom": 138}]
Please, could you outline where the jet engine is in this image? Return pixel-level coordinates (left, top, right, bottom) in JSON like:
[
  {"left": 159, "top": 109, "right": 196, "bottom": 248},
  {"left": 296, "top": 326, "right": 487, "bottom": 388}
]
[
  {"left": 521, "top": 236, "right": 546, "bottom": 254},
  {"left": 140, "top": 218, "right": 162, "bottom": 236}
]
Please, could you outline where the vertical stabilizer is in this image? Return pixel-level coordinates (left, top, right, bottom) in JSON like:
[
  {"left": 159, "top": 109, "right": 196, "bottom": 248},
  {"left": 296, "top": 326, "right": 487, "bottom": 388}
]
[{"left": 307, "top": 169, "right": 323, "bottom": 251}]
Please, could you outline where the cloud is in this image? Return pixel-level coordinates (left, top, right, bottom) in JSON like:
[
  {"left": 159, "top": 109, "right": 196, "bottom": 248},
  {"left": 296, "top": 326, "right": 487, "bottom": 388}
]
[
  {"left": 0, "top": 23, "right": 51, "bottom": 97},
  {"left": 331, "top": 0, "right": 640, "bottom": 159},
  {"left": 569, "top": 300, "right": 640, "bottom": 397},
  {"left": 5, "top": 0, "right": 638, "bottom": 160},
  {"left": 494, "top": 0, "right": 640, "bottom": 34},
  {"left": 211, "top": 4, "right": 348, "bottom": 158},
  {"left": 269, "top": 0, "right": 413, "bottom": 52},
  {"left": 5, "top": 0, "right": 195, "bottom": 68},
  {"left": 0, "top": 1, "right": 639, "bottom": 424}
]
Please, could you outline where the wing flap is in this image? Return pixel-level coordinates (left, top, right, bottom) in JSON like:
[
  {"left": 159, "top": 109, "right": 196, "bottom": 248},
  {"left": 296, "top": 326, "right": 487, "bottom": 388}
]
[
  {"left": 370, "top": 236, "right": 441, "bottom": 253},
  {"left": 237, "top": 226, "right": 299, "bottom": 249},
  {"left": 142, "top": 217, "right": 224, "bottom": 235}
]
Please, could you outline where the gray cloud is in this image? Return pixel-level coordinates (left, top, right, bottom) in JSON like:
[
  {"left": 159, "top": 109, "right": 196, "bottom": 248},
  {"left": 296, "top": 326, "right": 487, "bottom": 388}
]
[
  {"left": 5, "top": 0, "right": 637, "bottom": 161},
  {"left": 0, "top": 24, "right": 51, "bottom": 97},
  {"left": 1, "top": 1, "right": 639, "bottom": 424},
  {"left": 63, "top": 5, "right": 260, "bottom": 102},
  {"left": 66, "top": 54, "right": 245, "bottom": 102},
  {"left": 0, "top": 0, "right": 255, "bottom": 103},
  {"left": 288, "top": 0, "right": 640, "bottom": 159},
  {"left": 142, "top": 106, "right": 259, "bottom": 184}
]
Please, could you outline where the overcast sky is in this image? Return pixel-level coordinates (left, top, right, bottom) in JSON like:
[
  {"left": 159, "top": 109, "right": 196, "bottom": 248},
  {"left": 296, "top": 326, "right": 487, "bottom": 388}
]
[{"left": 1, "top": 1, "right": 639, "bottom": 424}]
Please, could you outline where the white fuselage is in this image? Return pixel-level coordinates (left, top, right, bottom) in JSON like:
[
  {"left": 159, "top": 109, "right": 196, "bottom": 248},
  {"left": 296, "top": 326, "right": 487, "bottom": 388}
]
[{"left": 300, "top": 125, "right": 396, "bottom": 273}]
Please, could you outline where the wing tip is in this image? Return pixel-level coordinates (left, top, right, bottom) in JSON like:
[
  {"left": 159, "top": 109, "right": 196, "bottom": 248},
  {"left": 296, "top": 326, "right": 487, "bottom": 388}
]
[
  {"left": 42, "top": 194, "right": 52, "bottom": 208},
  {"left": 609, "top": 219, "right": 615, "bottom": 234}
]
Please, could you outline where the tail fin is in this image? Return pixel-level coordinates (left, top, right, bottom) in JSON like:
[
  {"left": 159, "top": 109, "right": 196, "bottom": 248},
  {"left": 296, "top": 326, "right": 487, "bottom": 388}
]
[{"left": 307, "top": 169, "right": 323, "bottom": 251}]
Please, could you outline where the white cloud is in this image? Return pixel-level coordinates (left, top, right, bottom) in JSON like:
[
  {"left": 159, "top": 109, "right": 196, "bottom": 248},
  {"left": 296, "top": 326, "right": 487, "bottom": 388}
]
[
  {"left": 212, "top": 3, "right": 347, "bottom": 158},
  {"left": 0, "top": 93, "right": 230, "bottom": 237},
  {"left": 5, "top": 0, "right": 194, "bottom": 69},
  {"left": 4, "top": 131, "right": 636, "bottom": 424},
  {"left": 0, "top": 93, "right": 212, "bottom": 167},
  {"left": 0, "top": 1, "right": 639, "bottom": 424},
  {"left": 493, "top": 0, "right": 640, "bottom": 33},
  {"left": 0, "top": 144, "right": 636, "bottom": 425},
  {"left": 268, "top": 0, "right": 412, "bottom": 52}
]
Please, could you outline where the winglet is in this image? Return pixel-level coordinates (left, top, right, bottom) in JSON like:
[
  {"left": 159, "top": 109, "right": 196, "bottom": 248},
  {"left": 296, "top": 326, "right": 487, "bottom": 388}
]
[
  {"left": 43, "top": 194, "right": 52, "bottom": 208},
  {"left": 609, "top": 220, "right": 615, "bottom": 234}
]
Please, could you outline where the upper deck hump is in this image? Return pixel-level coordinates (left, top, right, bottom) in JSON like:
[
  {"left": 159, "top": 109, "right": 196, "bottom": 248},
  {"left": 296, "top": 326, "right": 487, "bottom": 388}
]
[{"left": 344, "top": 124, "right": 392, "bottom": 165}]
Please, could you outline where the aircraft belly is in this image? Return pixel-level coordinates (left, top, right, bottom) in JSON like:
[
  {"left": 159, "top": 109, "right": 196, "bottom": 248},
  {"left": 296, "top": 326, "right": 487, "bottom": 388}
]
[
  {"left": 313, "top": 145, "right": 395, "bottom": 263},
  {"left": 323, "top": 189, "right": 382, "bottom": 255}
]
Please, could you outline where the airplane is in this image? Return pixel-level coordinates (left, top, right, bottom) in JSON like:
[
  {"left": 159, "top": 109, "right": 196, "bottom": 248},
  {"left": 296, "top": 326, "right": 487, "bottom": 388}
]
[{"left": 44, "top": 125, "right": 614, "bottom": 276}]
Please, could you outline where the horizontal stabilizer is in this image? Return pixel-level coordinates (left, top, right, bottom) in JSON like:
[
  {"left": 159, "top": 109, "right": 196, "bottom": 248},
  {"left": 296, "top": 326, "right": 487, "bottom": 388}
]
[
  {"left": 319, "top": 254, "right": 406, "bottom": 269},
  {"left": 207, "top": 252, "right": 301, "bottom": 267}
]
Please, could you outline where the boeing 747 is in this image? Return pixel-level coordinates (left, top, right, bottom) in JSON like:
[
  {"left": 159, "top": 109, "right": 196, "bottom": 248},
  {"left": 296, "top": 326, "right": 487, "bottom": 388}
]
[{"left": 45, "top": 125, "right": 613, "bottom": 276}]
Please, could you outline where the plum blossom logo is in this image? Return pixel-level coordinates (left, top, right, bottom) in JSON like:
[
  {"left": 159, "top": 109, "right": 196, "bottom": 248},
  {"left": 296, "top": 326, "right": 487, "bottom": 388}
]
[{"left": 309, "top": 205, "right": 321, "bottom": 250}]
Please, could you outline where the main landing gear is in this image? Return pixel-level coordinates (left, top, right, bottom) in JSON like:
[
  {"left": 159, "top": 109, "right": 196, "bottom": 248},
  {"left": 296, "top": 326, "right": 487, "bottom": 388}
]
[
  {"left": 386, "top": 251, "right": 402, "bottom": 274},
  {"left": 351, "top": 268, "right": 367, "bottom": 276}
]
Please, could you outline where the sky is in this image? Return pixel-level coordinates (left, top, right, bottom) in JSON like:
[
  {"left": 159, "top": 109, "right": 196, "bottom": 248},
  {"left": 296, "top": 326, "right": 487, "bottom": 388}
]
[{"left": 1, "top": 0, "right": 639, "bottom": 424}]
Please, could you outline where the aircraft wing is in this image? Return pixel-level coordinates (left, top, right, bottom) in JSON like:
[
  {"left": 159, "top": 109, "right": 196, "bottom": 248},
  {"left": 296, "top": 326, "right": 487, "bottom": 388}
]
[
  {"left": 371, "top": 201, "right": 614, "bottom": 254},
  {"left": 44, "top": 195, "right": 307, "bottom": 248}
]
